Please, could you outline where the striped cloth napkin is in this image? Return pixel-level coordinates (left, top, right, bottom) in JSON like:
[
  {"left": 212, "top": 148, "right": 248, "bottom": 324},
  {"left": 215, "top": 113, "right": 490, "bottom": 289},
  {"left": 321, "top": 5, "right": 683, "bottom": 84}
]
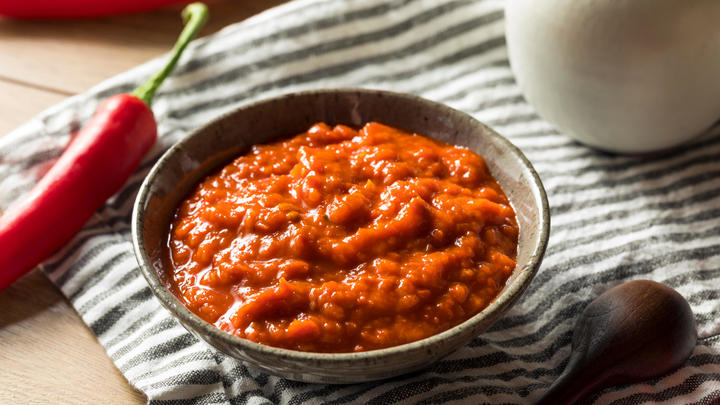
[{"left": 2, "top": 0, "right": 719, "bottom": 403}]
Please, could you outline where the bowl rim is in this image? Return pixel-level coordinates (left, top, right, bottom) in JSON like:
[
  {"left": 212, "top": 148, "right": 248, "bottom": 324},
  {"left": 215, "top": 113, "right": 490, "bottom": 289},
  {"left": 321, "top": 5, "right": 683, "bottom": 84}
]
[{"left": 131, "top": 88, "right": 550, "bottom": 362}]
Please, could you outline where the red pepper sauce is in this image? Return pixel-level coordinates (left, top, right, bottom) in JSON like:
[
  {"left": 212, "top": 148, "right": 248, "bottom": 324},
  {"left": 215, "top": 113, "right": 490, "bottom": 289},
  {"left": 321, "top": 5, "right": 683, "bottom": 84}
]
[{"left": 166, "top": 122, "right": 519, "bottom": 352}]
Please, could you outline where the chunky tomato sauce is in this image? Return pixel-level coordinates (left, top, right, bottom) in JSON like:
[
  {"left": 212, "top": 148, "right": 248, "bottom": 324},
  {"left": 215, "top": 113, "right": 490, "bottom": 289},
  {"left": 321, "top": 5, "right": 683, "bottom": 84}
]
[{"left": 166, "top": 122, "right": 518, "bottom": 352}]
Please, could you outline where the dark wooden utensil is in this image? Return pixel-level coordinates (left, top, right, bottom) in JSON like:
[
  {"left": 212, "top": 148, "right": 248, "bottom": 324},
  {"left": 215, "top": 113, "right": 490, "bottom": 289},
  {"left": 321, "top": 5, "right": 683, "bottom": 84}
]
[{"left": 535, "top": 280, "right": 697, "bottom": 405}]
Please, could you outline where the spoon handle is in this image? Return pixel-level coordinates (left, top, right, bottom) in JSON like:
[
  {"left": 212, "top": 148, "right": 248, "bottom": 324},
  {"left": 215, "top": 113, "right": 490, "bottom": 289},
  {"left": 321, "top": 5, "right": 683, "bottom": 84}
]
[{"left": 534, "top": 355, "right": 600, "bottom": 405}]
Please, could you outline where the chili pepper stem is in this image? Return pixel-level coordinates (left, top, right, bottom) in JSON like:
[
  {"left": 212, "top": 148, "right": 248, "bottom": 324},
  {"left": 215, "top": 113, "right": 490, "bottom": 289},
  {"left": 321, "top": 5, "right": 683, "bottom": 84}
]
[{"left": 132, "top": 2, "right": 209, "bottom": 106}]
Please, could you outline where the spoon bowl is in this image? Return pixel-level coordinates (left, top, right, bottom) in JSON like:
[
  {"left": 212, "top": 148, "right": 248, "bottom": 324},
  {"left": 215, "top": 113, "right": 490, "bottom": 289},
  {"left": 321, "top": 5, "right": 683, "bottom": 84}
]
[{"left": 536, "top": 280, "right": 697, "bottom": 404}]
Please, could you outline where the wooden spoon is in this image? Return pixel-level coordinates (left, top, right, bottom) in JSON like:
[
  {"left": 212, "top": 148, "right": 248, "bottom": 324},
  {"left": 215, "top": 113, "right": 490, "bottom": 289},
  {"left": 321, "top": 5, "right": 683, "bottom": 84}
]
[{"left": 534, "top": 280, "right": 697, "bottom": 405}]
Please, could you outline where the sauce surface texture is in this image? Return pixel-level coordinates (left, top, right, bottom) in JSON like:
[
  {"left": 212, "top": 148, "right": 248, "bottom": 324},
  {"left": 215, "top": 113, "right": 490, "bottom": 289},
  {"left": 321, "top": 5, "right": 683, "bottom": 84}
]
[{"left": 167, "top": 122, "right": 518, "bottom": 352}]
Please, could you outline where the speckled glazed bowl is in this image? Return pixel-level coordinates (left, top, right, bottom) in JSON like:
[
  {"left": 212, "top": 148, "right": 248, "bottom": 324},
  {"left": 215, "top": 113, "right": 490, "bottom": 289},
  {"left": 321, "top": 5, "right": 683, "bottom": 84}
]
[{"left": 132, "top": 89, "right": 550, "bottom": 384}]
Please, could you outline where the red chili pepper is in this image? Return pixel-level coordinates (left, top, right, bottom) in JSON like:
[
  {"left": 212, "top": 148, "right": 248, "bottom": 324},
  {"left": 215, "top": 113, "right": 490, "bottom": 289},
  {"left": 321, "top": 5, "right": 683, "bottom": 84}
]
[
  {"left": 0, "top": 0, "right": 192, "bottom": 18},
  {"left": 0, "top": 3, "right": 208, "bottom": 291}
]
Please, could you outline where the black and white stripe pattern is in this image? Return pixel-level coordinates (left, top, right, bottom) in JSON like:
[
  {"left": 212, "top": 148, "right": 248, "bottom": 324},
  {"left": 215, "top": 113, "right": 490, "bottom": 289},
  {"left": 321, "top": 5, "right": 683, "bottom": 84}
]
[{"left": 2, "top": 0, "right": 719, "bottom": 403}]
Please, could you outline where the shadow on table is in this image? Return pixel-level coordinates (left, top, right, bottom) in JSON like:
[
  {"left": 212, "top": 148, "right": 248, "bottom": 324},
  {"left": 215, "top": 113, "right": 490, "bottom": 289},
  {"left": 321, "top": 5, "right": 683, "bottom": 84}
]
[{"left": 0, "top": 270, "right": 62, "bottom": 328}]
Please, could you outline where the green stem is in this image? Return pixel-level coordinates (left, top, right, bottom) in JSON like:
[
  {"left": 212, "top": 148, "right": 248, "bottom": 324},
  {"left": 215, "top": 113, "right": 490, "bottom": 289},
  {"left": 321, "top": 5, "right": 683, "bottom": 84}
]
[{"left": 132, "top": 2, "right": 209, "bottom": 106}]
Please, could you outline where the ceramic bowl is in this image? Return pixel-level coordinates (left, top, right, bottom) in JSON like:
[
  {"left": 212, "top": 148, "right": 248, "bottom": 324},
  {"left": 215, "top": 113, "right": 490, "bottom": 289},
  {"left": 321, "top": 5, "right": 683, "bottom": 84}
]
[{"left": 131, "top": 89, "right": 550, "bottom": 383}]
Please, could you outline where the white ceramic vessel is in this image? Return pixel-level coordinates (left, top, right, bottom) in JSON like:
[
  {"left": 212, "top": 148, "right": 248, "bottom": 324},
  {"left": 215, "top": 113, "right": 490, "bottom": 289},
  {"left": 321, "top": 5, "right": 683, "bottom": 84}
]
[{"left": 505, "top": 0, "right": 720, "bottom": 153}]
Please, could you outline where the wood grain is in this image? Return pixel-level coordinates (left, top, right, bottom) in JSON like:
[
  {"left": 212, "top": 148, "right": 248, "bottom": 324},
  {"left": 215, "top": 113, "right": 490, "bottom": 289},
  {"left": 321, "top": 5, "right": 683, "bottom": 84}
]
[
  {"left": 0, "top": 80, "right": 68, "bottom": 136},
  {"left": 0, "top": 0, "right": 286, "bottom": 94},
  {"left": 0, "top": 271, "right": 146, "bottom": 404},
  {"left": 0, "top": 1, "right": 285, "bottom": 403}
]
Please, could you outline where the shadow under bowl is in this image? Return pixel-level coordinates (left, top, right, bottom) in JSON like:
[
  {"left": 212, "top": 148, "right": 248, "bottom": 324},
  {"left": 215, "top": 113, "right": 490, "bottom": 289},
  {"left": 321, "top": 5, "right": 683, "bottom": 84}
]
[{"left": 131, "top": 88, "right": 550, "bottom": 384}]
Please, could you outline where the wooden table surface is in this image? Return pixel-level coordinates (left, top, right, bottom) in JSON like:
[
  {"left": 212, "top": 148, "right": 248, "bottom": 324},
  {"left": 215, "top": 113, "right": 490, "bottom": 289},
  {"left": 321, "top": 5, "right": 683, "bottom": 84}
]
[{"left": 0, "top": 1, "right": 284, "bottom": 403}]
